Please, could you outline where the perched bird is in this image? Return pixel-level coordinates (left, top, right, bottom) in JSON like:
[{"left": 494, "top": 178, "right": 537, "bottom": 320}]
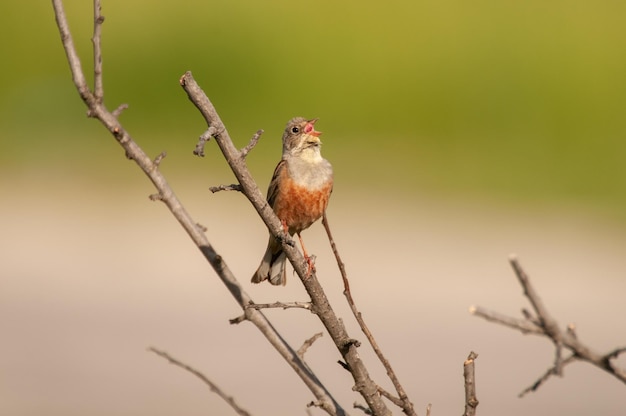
[{"left": 251, "top": 117, "right": 334, "bottom": 285}]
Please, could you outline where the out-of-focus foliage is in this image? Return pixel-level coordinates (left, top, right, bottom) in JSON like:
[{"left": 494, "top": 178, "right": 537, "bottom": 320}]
[{"left": 2, "top": 0, "right": 626, "bottom": 212}]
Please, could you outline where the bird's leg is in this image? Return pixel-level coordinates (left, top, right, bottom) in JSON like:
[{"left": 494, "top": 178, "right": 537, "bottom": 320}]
[
  {"left": 276, "top": 219, "right": 296, "bottom": 247},
  {"left": 297, "top": 232, "right": 315, "bottom": 277}
]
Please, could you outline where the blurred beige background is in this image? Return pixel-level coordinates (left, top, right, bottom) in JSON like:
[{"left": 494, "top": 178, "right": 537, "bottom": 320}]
[{"left": 2, "top": 0, "right": 626, "bottom": 415}]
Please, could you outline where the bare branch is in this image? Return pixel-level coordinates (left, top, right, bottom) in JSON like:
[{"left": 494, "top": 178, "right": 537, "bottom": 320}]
[
  {"left": 468, "top": 305, "right": 543, "bottom": 335},
  {"left": 149, "top": 347, "right": 253, "bottom": 416},
  {"left": 322, "top": 214, "right": 416, "bottom": 416},
  {"left": 246, "top": 301, "right": 313, "bottom": 311},
  {"left": 148, "top": 193, "right": 163, "bottom": 201},
  {"left": 111, "top": 103, "right": 129, "bottom": 117},
  {"left": 607, "top": 347, "right": 626, "bottom": 359},
  {"left": 509, "top": 255, "right": 565, "bottom": 374},
  {"left": 377, "top": 388, "right": 404, "bottom": 408},
  {"left": 463, "top": 351, "right": 479, "bottom": 416},
  {"left": 298, "top": 333, "right": 324, "bottom": 358},
  {"left": 92, "top": 0, "right": 104, "bottom": 101},
  {"left": 153, "top": 151, "right": 166, "bottom": 167},
  {"left": 210, "top": 184, "right": 243, "bottom": 193},
  {"left": 229, "top": 314, "right": 247, "bottom": 325},
  {"left": 241, "top": 129, "right": 264, "bottom": 158},
  {"left": 472, "top": 256, "right": 626, "bottom": 393},
  {"left": 52, "top": 3, "right": 346, "bottom": 415},
  {"left": 52, "top": 0, "right": 92, "bottom": 104},
  {"left": 353, "top": 402, "right": 373, "bottom": 415},
  {"left": 519, "top": 354, "right": 577, "bottom": 398},
  {"left": 181, "top": 71, "right": 393, "bottom": 416},
  {"left": 193, "top": 126, "right": 217, "bottom": 157}
]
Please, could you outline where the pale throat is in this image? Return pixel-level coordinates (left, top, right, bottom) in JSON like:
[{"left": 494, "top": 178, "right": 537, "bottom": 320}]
[
  {"left": 287, "top": 147, "right": 330, "bottom": 189},
  {"left": 298, "top": 145, "right": 323, "bottom": 163}
]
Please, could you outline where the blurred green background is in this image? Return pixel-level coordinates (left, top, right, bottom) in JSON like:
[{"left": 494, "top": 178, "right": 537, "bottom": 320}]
[{"left": 2, "top": 0, "right": 626, "bottom": 213}]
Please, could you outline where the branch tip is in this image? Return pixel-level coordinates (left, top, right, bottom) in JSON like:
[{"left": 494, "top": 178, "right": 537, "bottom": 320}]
[
  {"left": 463, "top": 351, "right": 479, "bottom": 416},
  {"left": 149, "top": 347, "right": 252, "bottom": 416},
  {"left": 298, "top": 332, "right": 324, "bottom": 357},
  {"left": 193, "top": 126, "right": 217, "bottom": 157},
  {"left": 148, "top": 193, "right": 163, "bottom": 201},
  {"left": 465, "top": 351, "right": 479, "bottom": 365},
  {"left": 179, "top": 71, "right": 193, "bottom": 86},
  {"left": 229, "top": 314, "right": 247, "bottom": 325},
  {"left": 210, "top": 184, "right": 243, "bottom": 193},
  {"left": 112, "top": 103, "right": 129, "bottom": 117},
  {"left": 153, "top": 151, "right": 166, "bottom": 166},
  {"left": 240, "top": 129, "right": 264, "bottom": 158}
]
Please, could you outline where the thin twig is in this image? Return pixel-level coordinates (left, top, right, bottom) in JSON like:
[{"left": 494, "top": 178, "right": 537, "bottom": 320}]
[
  {"left": 463, "top": 351, "right": 479, "bottom": 416},
  {"left": 607, "top": 347, "right": 626, "bottom": 359},
  {"left": 91, "top": 0, "right": 104, "bottom": 102},
  {"left": 194, "top": 126, "right": 217, "bottom": 157},
  {"left": 229, "top": 314, "right": 247, "bottom": 325},
  {"left": 519, "top": 354, "right": 577, "bottom": 398},
  {"left": 210, "top": 184, "right": 243, "bottom": 193},
  {"left": 468, "top": 305, "right": 543, "bottom": 335},
  {"left": 241, "top": 129, "right": 264, "bottom": 158},
  {"left": 377, "top": 388, "right": 404, "bottom": 408},
  {"left": 112, "top": 103, "right": 129, "bottom": 117},
  {"left": 149, "top": 347, "right": 252, "bottom": 416},
  {"left": 322, "top": 213, "right": 416, "bottom": 416},
  {"left": 153, "top": 151, "right": 166, "bottom": 167},
  {"left": 509, "top": 255, "right": 564, "bottom": 374},
  {"left": 353, "top": 403, "right": 373, "bottom": 415},
  {"left": 298, "top": 333, "right": 324, "bottom": 358},
  {"left": 246, "top": 301, "right": 313, "bottom": 311}
]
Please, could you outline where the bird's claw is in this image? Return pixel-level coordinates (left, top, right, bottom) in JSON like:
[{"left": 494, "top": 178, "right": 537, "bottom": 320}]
[{"left": 303, "top": 254, "right": 316, "bottom": 279}]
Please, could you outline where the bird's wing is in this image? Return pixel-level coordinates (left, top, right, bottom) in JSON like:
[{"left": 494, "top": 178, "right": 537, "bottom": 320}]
[{"left": 266, "top": 159, "right": 286, "bottom": 208}]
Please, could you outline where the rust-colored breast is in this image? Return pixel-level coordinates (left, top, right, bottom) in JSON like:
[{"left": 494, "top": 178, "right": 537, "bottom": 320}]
[{"left": 272, "top": 166, "right": 333, "bottom": 234}]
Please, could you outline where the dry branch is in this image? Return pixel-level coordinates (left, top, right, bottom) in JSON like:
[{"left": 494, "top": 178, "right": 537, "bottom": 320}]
[
  {"left": 246, "top": 301, "right": 313, "bottom": 311},
  {"left": 149, "top": 347, "right": 253, "bottom": 416},
  {"left": 209, "top": 184, "right": 243, "bottom": 193},
  {"left": 51, "top": 1, "right": 345, "bottom": 414},
  {"left": 462, "top": 352, "right": 479, "bottom": 416},
  {"left": 471, "top": 255, "right": 626, "bottom": 394},
  {"left": 322, "top": 214, "right": 416, "bottom": 415},
  {"left": 180, "top": 71, "right": 394, "bottom": 416},
  {"left": 298, "top": 333, "right": 325, "bottom": 358}
]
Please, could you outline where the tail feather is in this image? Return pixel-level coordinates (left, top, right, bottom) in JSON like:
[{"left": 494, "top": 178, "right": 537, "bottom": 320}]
[{"left": 251, "top": 239, "right": 287, "bottom": 285}]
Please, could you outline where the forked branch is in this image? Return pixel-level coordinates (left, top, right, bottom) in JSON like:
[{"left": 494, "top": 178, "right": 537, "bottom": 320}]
[{"left": 471, "top": 255, "right": 626, "bottom": 395}]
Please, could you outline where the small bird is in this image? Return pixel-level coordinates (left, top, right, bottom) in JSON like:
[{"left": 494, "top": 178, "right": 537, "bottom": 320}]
[{"left": 251, "top": 117, "right": 334, "bottom": 285}]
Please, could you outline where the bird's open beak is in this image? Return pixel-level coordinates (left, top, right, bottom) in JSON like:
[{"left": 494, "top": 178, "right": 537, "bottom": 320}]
[{"left": 304, "top": 118, "right": 322, "bottom": 137}]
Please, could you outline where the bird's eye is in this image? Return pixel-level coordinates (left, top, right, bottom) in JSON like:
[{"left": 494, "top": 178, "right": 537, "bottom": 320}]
[{"left": 291, "top": 126, "right": 299, "bottom": 134}]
